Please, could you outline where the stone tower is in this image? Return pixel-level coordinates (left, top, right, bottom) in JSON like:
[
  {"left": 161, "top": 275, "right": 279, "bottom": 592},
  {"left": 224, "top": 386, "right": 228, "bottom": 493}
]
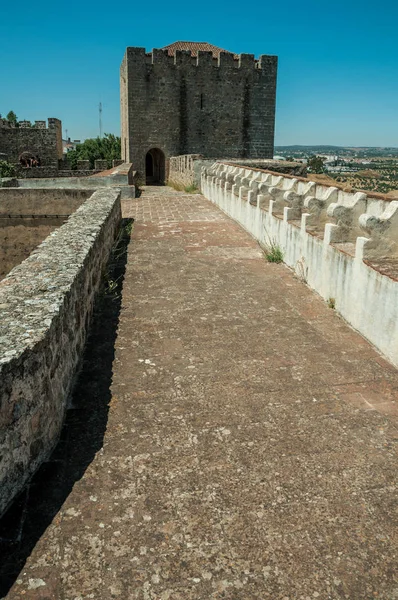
[{"left": 120, "top": 41, "right": 278, "bottom": 183}]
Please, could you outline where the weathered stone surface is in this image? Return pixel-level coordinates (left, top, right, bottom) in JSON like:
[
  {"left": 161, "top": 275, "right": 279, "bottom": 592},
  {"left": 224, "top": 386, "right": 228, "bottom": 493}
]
[
  {"left": 0, "top": 188, "right": 122, "bottom": 516},
  {"left": 94, "top": 159, "right": 108, "bottom": 171},
  {"left": 0, "top": 188, "right": 92, "bottom": 215},
  {"left": 120, "top": 44, "right": 278, "bottom": 180},
  {"left": 77, "top": 160, "right": 90, "bottom": 170},
  {"left": 0, "top": 188, "right": 93, "bottom": 280},
  {"left": 0, "top": 118, "right": 62, "bottom": 167},
  {"left": 6, "top": 187, "right": 398, "bottom": 599},
  {"left": 168, "top": 154, "right": 215, "bottom": 189},
  {"left": 225, "top": 158, "right": 307, "bottom": 176}
]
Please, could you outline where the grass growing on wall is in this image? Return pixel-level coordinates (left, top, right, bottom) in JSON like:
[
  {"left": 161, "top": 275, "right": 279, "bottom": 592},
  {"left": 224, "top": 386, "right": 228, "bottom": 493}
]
[
  {"left": 168, "top": 180, "right": 199, "bottom": 193},
  {"left": 263, "top": 233, "right": 284, "bottom": 263}
]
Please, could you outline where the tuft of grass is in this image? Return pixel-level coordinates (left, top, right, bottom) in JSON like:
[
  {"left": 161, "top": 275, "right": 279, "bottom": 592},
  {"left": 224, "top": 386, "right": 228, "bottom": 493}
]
[
  {"left": 102, "top": 218, "right": 133, "bottom": 300},
  {"left": 124, "top": 220, "right": 133, "bottom": 236},
  {"left": 184, "top": 184, "right": 199, "bottom": 193},
  {"left": 168, "top": 181, "right": 199, "bottom": 193},
  {"left": 167, "top": 181, "right": 185, "bottom": 192},
  {"left": 265, "top": 242, "right": 284, "bottom": 263},
  {"left": 327, "top": 297, "right": 336, "bottom": 309},
  {"left": 104, "top": 277, "right": 121, "bottom": 297}
]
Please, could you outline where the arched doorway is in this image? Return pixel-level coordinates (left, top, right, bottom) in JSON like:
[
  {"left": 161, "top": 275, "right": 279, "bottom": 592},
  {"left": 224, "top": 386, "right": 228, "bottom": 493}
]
[{"left": 145, "top": 148, "right": 165, "bottom": 184}]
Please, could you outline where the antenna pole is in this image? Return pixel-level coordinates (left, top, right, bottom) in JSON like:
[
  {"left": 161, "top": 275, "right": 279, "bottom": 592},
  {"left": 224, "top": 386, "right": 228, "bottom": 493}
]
[{"left": 99, "top": 102, "right": 102, "bottom": 138}]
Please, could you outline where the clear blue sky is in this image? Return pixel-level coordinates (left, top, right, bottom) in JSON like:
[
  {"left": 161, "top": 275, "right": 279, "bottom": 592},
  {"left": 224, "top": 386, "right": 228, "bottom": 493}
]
[{"left": 1, "top": 0, "right": 397, "bottom": 147}]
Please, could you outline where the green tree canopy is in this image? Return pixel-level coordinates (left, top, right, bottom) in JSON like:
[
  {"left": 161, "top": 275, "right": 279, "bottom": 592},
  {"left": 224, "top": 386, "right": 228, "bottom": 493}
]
[
  {"left": 67, "top": 134, "right": 121, "bottom": 169},
  {"left": 6, "top": 111, "right": 18, "bottom": 125},
  {"left": 307, "top": 155, "right": 326, "bottom": 174}
]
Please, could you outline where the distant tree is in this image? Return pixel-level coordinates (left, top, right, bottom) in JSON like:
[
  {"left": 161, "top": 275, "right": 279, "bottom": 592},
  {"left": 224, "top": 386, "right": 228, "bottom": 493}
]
[
  {"left": 0, "top": 161, "right": 16, "bottom": 177},
  {"left": 67, "top": 134, "right": 121, "bottom": 169},
  {"left": 285, "top": 156, "right": 293, "bottom": 162},
  {"left": 307, "top": 155, "right": 326, "bottom": 174},
  {"left": 6, "top": 111, "right": 18, "bottom": 126}
]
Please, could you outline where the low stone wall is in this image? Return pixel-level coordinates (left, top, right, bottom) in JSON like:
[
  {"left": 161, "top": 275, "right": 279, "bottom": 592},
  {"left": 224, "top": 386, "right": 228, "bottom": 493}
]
[
  {"left": 95, "top": 159, "right": 108, "bottom": 170},
  {"left": 0, "top": 221, "right": 62, "bottom": 281},
  {"left": 0, "top": 188, "right": 94, "bottom": 280},
  {"left": 16, "top": 165, "right": 59, "bottom": 179},
  {"left": 168, "top": 156, "right": 306, "bottom": 190},
  {"left": 0, "top": 178, "right": 18, "bottom": 188},
  {"left": 77, "top": 160, "right": 90, "bottom": 170},
  {"left": 58, "top": 169, "right": 101, "bottom": 178},
  {"left": 169, "top": 154, "right": 203, "bottom": 188},
  {"left": 224, "top": 159, "right": 307, "bottom": 177},
  {"left": 112, "top": 159, "right": 124, "bottom": 167},
  {"left": 99, "top": 162, "right": 135, "bottom": 186},
  {"left": 5, "top": 163, "right": 135, "bottom": 199},
  {"left": 0, "top": 188, "right": 122, "bottom": 516},
  {"left": 0, "top": 187, "right": 92, "bottom": 215},
  {"left": 14, "top": 166, "right": 127, "bottom": 180},
  {"left": 168, "top": 154, "right": 215, "bottom": 189},
  {"left": 202, "top": 162, "right": 398, "bottom": 367}
]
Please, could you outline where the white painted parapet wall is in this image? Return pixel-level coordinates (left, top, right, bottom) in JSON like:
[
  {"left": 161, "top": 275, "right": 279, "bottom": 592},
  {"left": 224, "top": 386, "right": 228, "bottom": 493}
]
[{"left": 202, "top": 162, "right": 398, "bottom": 367}]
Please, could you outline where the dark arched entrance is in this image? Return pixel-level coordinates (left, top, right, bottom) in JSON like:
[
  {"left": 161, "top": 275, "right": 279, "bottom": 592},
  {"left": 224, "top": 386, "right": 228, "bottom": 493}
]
[{"left": 145, "top": 148, "right": 165, "bottom": 184}]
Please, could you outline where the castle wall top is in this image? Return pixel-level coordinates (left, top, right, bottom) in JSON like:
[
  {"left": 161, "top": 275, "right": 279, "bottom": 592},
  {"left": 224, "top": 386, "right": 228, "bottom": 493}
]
[
  {"left": 0, "top": 118, "right": 61, "bottom": 130},
  {"left": 124, "top": 46, "right": 277, "bottom": 70}
]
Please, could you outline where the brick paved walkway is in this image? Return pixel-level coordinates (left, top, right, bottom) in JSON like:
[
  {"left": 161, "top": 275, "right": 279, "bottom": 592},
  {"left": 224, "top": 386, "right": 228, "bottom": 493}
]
[{"left": 8, "top": 187, "right": 398, "bottom": 599}]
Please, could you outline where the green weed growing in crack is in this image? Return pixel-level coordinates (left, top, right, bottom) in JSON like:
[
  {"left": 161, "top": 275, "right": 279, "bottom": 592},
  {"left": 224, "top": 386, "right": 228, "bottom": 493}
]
[
  {"left": 264, "top": 238, "right": 284, "bottom": 263},
  {"left": 104, "top": 275, "right": 123, "bottom": 299},
  {"left": 184, "top": 184, "right": 199, "bottom": 193},
  {"left": 262, "top": 229, "right": 284, "bottom": 263},
  {"left": 124, "top": 220, "right": 133, "bottom": 236},
  {"left": 102, "top": 219, "right": 133, "bottom": 300},
  {"left": 327, "top": 297, "right": 336, "bottom": 309},
  {"left": 266, "top": 244, "right": 284, "bottom": 263}
]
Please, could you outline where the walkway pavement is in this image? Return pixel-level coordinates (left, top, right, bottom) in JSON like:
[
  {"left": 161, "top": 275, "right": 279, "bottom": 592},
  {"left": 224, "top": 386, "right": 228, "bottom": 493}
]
[{"left": 8, "top": 187, "right": 398, "bottom": 598}]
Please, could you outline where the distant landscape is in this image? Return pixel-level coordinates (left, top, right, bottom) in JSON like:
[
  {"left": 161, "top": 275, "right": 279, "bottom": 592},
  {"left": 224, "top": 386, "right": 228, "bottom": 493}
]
[
  {"left": 275, "top": 145, "right": 398, "bottom": 158},
  {"left": 275, "top": 146, "right": 398, "bottom": 194}
]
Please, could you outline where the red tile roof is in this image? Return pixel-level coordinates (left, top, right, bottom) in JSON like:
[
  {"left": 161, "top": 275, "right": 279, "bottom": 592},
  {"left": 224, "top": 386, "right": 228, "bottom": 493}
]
[{"left": 162, "top": 41, "right": 238, "bottom": 59}]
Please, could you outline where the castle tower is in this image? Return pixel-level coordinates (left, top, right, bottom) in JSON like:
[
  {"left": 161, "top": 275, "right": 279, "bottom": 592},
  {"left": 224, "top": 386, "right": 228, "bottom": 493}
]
[{"left": 120, "top": 41, "right": 277, "bottom": 183}]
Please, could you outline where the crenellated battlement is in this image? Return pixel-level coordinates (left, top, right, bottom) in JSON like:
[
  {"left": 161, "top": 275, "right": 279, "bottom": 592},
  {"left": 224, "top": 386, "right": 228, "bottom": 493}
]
[
  {"left": 126, "top": 45, "right": 276, "bottom": 70},
  {"left": 0, "top": 117, "right": 63, "bottom": 168},
  {"left": 121, "top": 41, "right": 277, "bottom": 172},
  {"left": 202, "top": 161, "right": 398, "bottom": 368},
  {"left": 0, "top": 117, "right": 60, "bottom": 130}
]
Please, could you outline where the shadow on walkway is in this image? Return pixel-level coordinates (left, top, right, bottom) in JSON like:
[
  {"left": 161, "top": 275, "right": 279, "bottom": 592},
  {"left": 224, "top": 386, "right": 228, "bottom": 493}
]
[{"left": 0, "top": 219, "right": 133, "bottom": 597}]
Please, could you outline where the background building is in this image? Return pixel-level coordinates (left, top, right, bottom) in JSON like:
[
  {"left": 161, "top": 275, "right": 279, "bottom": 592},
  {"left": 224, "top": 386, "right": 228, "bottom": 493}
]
[{"left": 0, "top": 117, "right": 63, "bottom": 166}]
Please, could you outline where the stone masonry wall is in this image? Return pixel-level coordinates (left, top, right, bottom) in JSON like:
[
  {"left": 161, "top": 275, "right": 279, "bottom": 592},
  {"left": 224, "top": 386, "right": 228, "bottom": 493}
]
[
  {"left": 0, "top": 118, "right": 63, "bottom": 166},
  {"left": 16, "top": 166, "right": 59, "bottom": 179},
  {"left": 0, "top": 188, "right": 122, "bottom": 516},
  {"left": 0, "top": 188, "right": 93, "bottom": 280},
  {"left": 168, "top": 154, "right": 214, "bottom": 189},
  {"left": 0, "top": 188, "right": 92, "bottom": 215},
  {"left": 225, "top": 159, "right": 307, "bottom": 177},
  {"left": 168, "top": 155, "right": 306, "bottom": 191},
  {"left": 16, "top": 167, "right": 104, "bottom": 179},
  {"left": 120, "top": 48, "right": 278, "bottom": 178},
  {"left": 0, "top": 222, "right": 61, "bottom": 281}
]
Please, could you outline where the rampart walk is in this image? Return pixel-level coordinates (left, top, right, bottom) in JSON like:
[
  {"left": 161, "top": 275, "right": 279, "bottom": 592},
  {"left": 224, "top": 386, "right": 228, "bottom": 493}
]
[{"left": 6, "top": 186, "right": 398, "bottom": 598}]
